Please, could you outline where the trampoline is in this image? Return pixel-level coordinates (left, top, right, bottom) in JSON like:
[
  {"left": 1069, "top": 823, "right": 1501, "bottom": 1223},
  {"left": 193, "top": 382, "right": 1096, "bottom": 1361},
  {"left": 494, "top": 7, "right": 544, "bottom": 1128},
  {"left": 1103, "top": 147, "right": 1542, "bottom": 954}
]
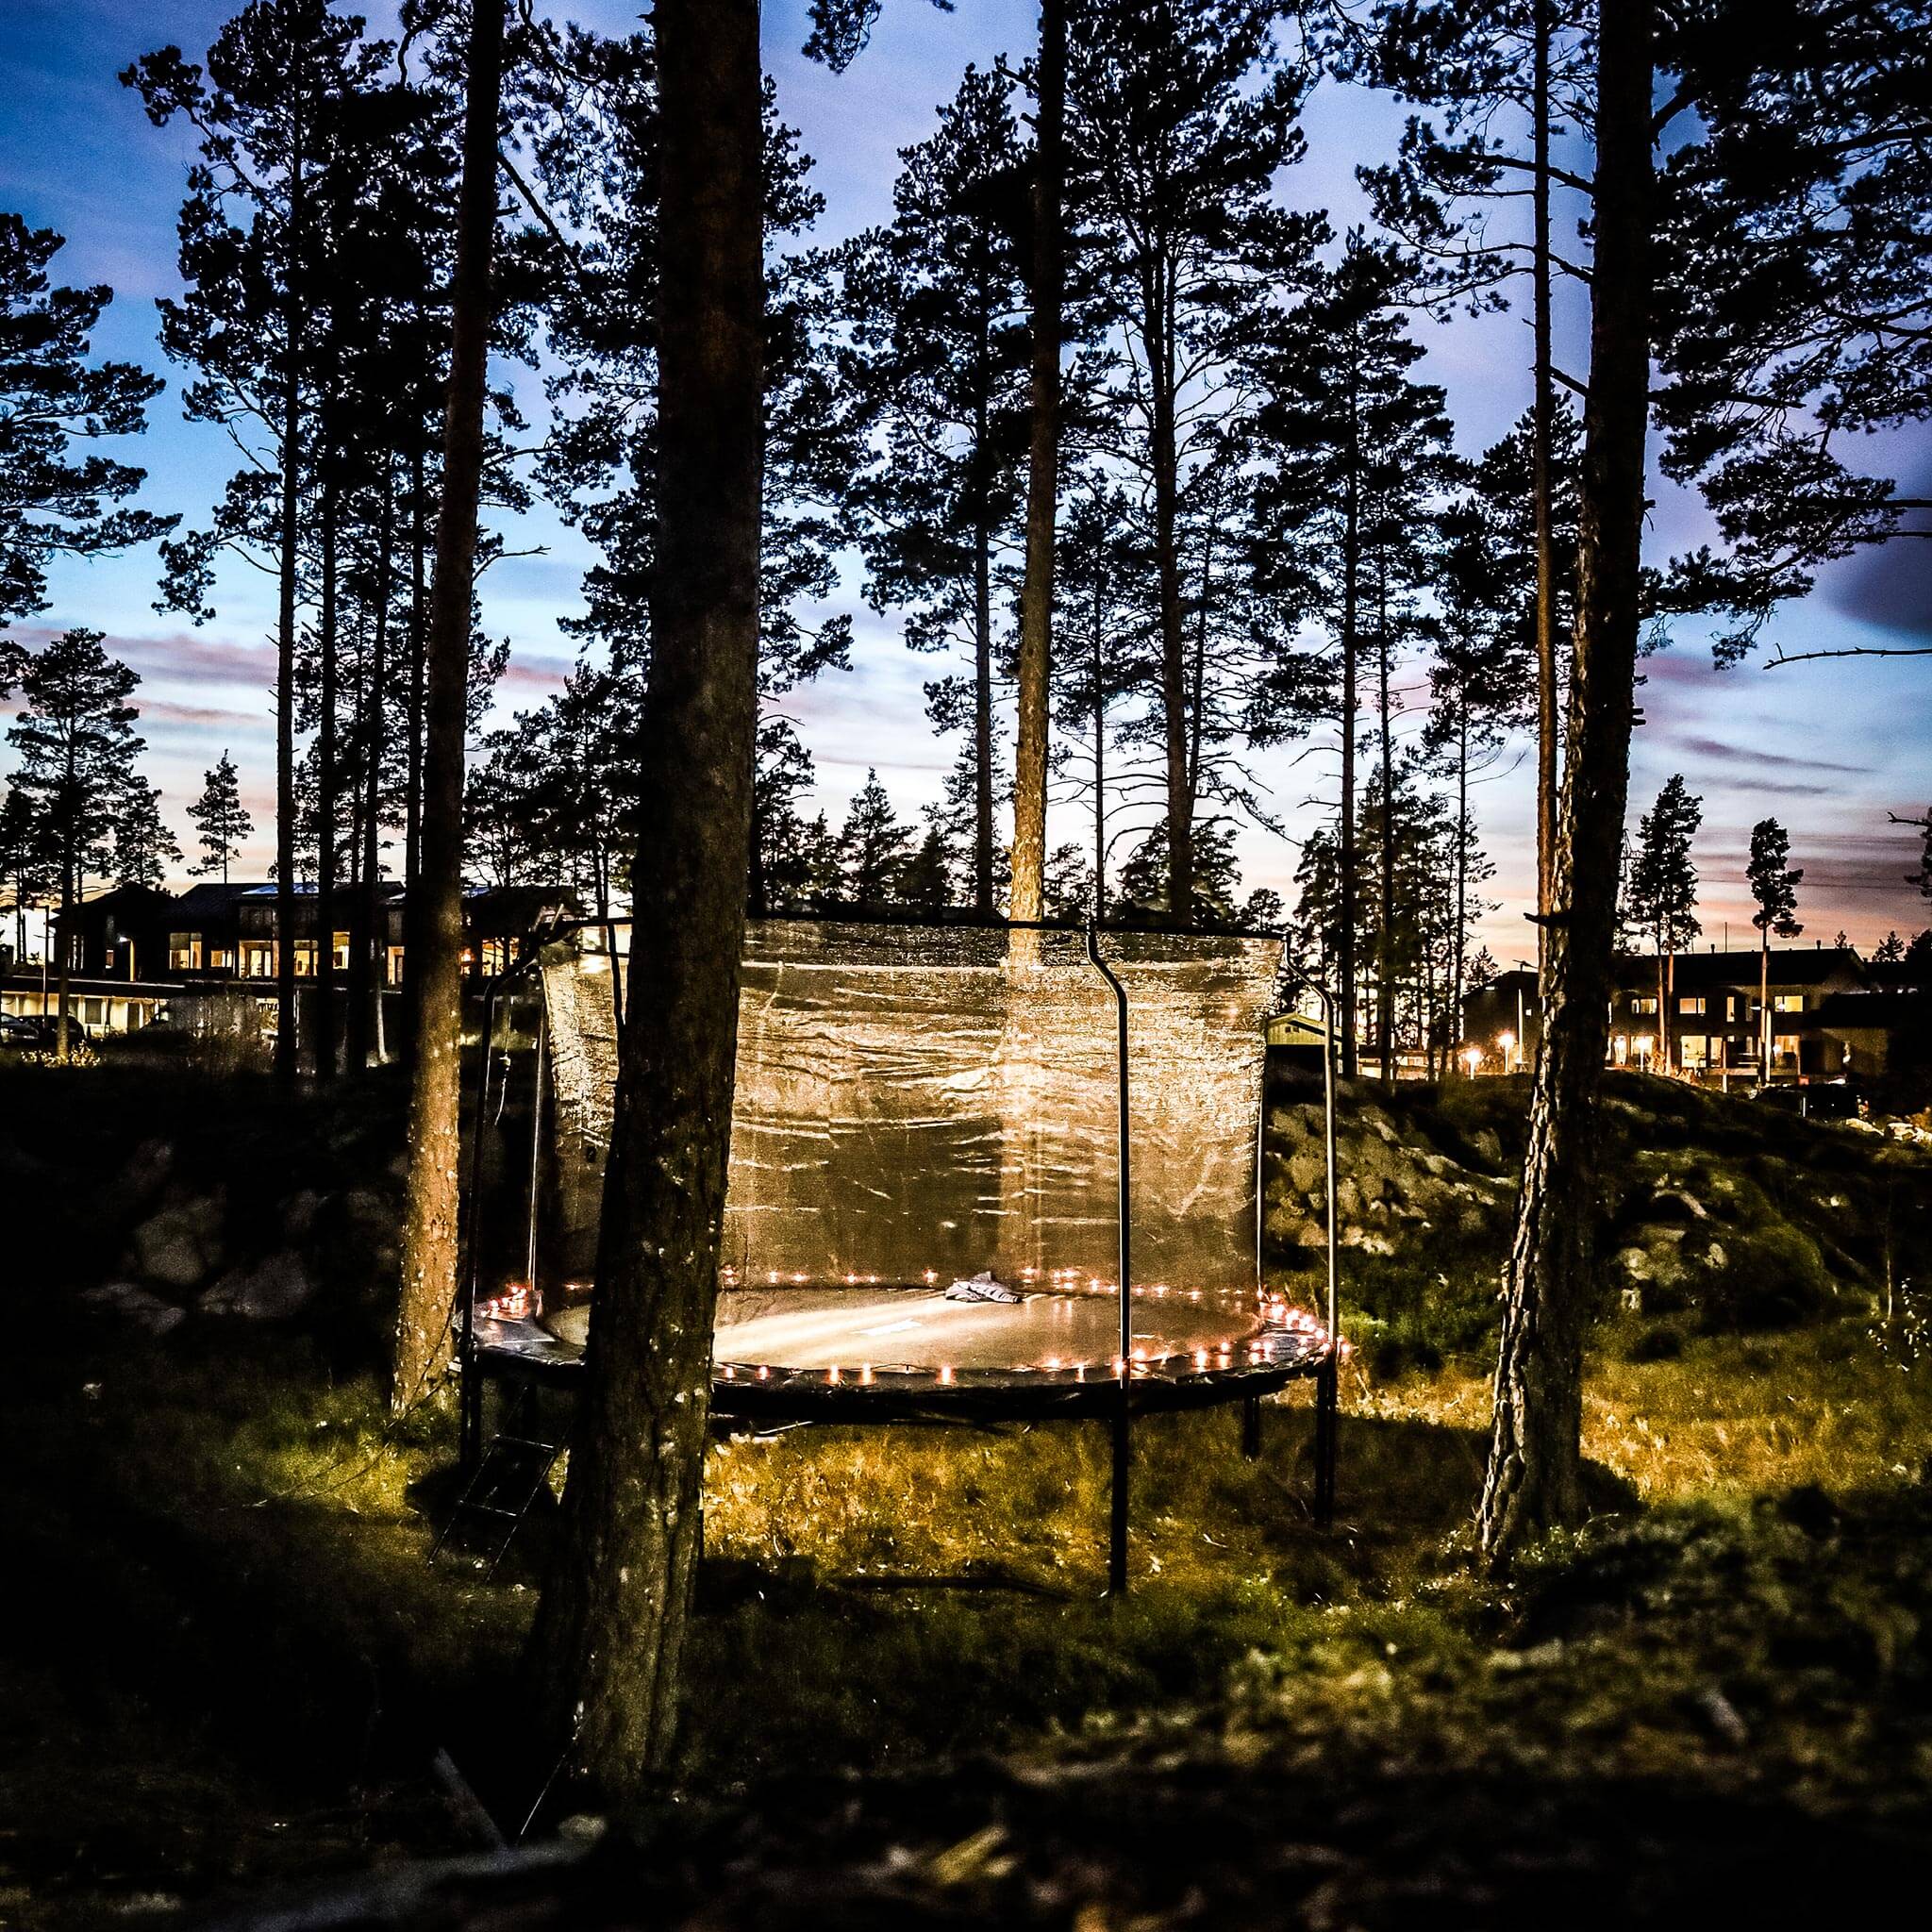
[{"left": 457, "top": 915, "right": 1341, "bottom": 1582}]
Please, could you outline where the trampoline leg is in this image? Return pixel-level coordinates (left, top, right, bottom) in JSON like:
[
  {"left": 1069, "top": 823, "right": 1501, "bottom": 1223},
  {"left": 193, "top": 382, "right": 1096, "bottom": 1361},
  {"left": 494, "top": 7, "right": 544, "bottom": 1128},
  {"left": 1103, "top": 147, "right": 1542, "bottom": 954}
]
[
  {"left": 1108, "top": 1403, "right": 1130, "bottom": 1595},
  {"left": 1312, "top": 1360, "right": 1338, "bottom": 1527},
  {"left": 1241, "top": 1395, "right": 1262, "bottom": 1460}
]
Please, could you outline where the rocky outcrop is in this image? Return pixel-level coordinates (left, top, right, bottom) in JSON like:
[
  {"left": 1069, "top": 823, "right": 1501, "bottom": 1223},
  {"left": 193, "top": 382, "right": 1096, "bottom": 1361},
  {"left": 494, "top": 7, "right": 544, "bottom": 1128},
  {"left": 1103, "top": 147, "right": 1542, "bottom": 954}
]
[
  {"left": 1262, "top": 1095, "right": 1513, "bottom": 1261},
  {"left": 132, "top": 1196, "right": 225, "bottom": 1291},
  {"left": 200, "top": 1250, "right": 314, "bottom": 1322}
]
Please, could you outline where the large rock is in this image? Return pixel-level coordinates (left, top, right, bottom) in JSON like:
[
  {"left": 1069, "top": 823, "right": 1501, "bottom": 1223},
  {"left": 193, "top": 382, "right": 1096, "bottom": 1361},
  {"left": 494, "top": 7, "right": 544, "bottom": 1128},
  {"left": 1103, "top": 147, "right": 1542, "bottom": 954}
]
[
  {"left": 133, "top": 1203, "right": 221, "bottom": 1291},
  {"left": 200, "top": 1250, "right": 313, "bottom": 1321},
  {"left": 82, "top": 1280, "right": 187, "bottom": 1338}
]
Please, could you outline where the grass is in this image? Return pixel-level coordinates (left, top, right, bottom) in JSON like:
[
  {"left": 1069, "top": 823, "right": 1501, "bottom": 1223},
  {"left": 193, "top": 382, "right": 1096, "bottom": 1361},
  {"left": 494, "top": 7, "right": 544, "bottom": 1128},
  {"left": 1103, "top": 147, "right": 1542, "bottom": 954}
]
[{"left": 6, "top": 1058, "right": 1932, "bottom": 1920}]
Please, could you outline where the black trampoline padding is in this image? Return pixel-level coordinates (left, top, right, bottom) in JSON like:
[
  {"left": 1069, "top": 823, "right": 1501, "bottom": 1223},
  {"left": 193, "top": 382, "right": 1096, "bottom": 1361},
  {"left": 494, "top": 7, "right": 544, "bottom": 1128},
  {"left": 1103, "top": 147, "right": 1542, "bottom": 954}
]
[{"left": 471, "top": 1280, "right": 1332, "bottom": 1424}]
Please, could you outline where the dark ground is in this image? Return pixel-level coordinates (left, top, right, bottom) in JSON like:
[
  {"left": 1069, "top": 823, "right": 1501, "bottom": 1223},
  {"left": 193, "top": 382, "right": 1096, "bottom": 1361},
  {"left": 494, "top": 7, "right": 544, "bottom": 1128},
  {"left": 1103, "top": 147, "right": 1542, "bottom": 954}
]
[{"left": 3, "top": 1053, "right": 1931, "bottom": 1927}]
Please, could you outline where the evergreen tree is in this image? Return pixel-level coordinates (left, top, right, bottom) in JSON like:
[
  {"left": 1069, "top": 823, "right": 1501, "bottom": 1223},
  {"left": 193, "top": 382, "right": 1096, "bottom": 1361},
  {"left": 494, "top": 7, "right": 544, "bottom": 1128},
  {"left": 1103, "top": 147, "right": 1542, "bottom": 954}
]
[
  {"left": 1250, "top": 234, "right": 1459, "bottom": 1072},
  {"left": 1479, "top": 1, "right": 1657, "bottom": 1563},
  {"left": 1009, "top": 0, "right": 1069, "bottom": 928},
  {"left": 841, "top": 64, "right": 1032, "bottom": 913},
  {"left": 188, "top": 749, "right": 254, "bottom": 885},
  {"left": 531, "top": 0, "right": 767, "bottom": 1790},
  {"left": 1624, "top": 775, "right": 1704, "bottom": 1074},
  {"left": 1051, "top": 476, "right": 1148, "bottom": 917},
  {"left": 896, "top": 826, "right": 952, "bottom": 912},
  {"left": 0, "top": 217, "right": 174, "bottom": 668},
  {"left": 114, "top": 778, "right": 183, "bottom": 889},
  {"left": 1351, "top": 1, "right": 1592, "bottom": 957},
  {"left": 750, "top": 718, "right": 817, "bottom": 917},
  {"left": 1072, "top": 0, "right": 1324, "bottom": 920},
  {"left": 0, "top": 784, "right": 55, "bottom": 965},
  {"left": 7, "top": 626, "right": 145, "bottom": 1054},
  {"left": 1873, "top": 930, "right": 1905, "bottom": 967},
  {"left": 1653, "top": 3, "right": 1932, "bottom": 666},
  {"left": 1745, "top": 815, "right": 1802, "bottom": 1074},
  {"left": 128, "top": 0, "right": 388, "bottom": 1079},
  {"left": 1041, "top": 841, "right": 1093, "bottom": 923},
  {"left": 838, "top": 769, "right": 914, "bottom": 909}
]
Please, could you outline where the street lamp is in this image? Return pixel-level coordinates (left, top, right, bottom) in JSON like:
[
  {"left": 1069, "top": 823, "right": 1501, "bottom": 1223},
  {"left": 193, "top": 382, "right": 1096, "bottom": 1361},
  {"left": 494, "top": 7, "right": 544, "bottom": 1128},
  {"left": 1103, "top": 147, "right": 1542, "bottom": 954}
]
[
  {"left": 1498, "top": 1027, "right": 1515, "bottom": 1073},
  {"left": 1463, "top": 1044, "right": 1484, "bottom": 1077}
]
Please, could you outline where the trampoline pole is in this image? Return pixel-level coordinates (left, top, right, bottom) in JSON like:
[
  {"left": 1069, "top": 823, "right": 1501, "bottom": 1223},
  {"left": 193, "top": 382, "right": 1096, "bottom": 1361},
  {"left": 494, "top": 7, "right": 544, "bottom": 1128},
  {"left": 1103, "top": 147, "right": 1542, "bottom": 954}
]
[
  {"left": 1315, "top": 979, "right": 1340, "bottom": 1527},
  {"left": 525, "top": 1000, "right": 546, "bottom": 1288},
  {"left": 459, "top": 983, "right": 500, "bottom": 1479},
  {"left": 1085, "top": 922, "right": 1131, "bottom": 1596}
]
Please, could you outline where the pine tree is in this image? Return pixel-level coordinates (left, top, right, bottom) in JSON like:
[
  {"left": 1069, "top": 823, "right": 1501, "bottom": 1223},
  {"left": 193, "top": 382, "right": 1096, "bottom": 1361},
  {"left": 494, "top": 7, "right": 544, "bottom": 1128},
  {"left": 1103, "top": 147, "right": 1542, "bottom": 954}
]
[
  {"left": 1250, "top": 234, "right": 1459, "bottom": 1072},
  {"left": 0, "top": 785, "right": 55, "bottom": 965},
  {"left": 395, "top": 0, "right": 508, "bottom": 1411},
  {"left": 1624, "top": 775, "right": 1703, "bottom": 1074},
  {"left": 1051, "top": 477, "right": 1148, "bottom": 917},
  {"left": 7, "top": 627, "right": 146, "bottom": 1054},
  {"left": 530, "top": 0, "right": 766, "bottom": 1790},
  {"left": 1351, "top": 1, "right": 1592, "bottom": 965},
  {"left": 838, "top": 770, "right": 914, "bottom": 909},
  {"left": 0, "top": 217, "right": 174, "bottom": 669},
  {"left": 1479, "top": 0, "right": 1657, "bottom": 1564},
  {"left": 1073, "top": 0, "right": 1323, "bottom": 920},
  {"left": 114, "top": 779, "right": 183, "bottom": 890},
  {"left": 1873, "top": 931, "right": 1905, "bottom": 967},
  {"left": 1745, "top": 816, "right": 1802, "bottom": 1075},
  {"left": 1009, "top": 0, "right": 1069, "bottom": 927},
  {"left": 188, "top": 750, "right": 254, "bottom": 885},
  {"left": 896, "top": 827, "right": 952, "bottom": 912},
  {"left": 128, "top": 1, "right": 385, "bottom": 1081},
  {"left": 1652, "top": 4, "right": 1932, "bottom": 666},
  {"left": 841, "top": 64, "right": 1032, "bottom": 914}
]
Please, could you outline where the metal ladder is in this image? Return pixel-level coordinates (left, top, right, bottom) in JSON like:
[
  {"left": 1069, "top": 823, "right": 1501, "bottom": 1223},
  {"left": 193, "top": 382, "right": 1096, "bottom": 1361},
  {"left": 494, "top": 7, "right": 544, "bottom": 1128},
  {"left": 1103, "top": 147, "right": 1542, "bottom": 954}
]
[{"left": 429, "top": 1389, "right": 562, "bottom": 1578}]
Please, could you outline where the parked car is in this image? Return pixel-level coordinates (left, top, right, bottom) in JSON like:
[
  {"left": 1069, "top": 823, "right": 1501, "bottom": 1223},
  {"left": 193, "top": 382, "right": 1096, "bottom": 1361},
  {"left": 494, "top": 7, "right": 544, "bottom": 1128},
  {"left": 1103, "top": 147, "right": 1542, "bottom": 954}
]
[{"left": 0, "top": 1013, "right": 89, "bottom": 1049}]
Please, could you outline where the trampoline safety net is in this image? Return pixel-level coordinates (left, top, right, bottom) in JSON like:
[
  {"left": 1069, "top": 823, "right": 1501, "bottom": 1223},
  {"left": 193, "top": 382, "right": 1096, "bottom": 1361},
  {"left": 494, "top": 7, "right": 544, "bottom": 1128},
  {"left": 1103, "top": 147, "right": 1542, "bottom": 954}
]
[{"left": 540, "top": 920, "right": 1281, "bottom": 1297}]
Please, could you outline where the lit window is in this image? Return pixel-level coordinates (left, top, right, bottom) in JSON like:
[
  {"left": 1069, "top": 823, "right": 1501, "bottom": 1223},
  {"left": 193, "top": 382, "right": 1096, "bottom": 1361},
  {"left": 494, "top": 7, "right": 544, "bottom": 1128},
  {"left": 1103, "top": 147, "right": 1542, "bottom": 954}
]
[
  {"left": 168, "top": 932, "right": 203, "bottom": 972},
  {"left": 1678, "top": 995, "right": 1705, "bottom": 1015},
  {"left": 1773, "top": 992, "right": 1804, "bottom": 1013},
  {"left": 1632, "top": 995, "right": 1657, "bottom": 1015}
]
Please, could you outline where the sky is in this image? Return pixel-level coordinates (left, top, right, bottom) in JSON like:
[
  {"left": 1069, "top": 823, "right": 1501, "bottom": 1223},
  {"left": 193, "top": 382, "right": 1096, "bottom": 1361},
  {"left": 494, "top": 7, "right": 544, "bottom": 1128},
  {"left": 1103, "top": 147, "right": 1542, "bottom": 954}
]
[{"left": 3, "top": 0, "right": 1929, "bottom": 964}]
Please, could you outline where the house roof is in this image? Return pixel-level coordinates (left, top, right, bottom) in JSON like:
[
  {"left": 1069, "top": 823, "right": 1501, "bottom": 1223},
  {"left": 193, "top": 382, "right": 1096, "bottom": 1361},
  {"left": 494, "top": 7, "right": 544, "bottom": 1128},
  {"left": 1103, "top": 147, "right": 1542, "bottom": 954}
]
[
  {"left": 1614, "top": 947, "right": 1868, "bottom": 991},
  {"left": 171, "top": 881, "right": 275, "bottom": 917},
  {"left": 1812, "top": 989, "right": 1925, "bottom": 1029}
]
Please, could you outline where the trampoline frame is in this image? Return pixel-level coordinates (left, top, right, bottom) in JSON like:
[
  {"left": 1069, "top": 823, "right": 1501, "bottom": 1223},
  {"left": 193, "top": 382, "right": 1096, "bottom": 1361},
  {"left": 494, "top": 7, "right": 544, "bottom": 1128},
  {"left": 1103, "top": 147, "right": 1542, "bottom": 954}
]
[{"left": 453, "top": 913, "right": 1342, "bottom": 1590}]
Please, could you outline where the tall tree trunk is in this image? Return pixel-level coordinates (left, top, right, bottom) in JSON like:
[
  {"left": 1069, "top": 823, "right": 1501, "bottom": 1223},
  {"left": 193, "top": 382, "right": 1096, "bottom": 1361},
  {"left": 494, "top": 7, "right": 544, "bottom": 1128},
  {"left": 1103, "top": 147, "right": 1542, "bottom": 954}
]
[
  {"left": 393, "top": 0, "right": 506, "bottom": 1414},
  {"left": 530, "top": 0, "right": 763, "bottom": 1793},
  {"left": 54, "top": 842, "right": 73, "bottom": 1061},
  {"left": 316, "top": 478, "right": 340, "bottom": 1082},
  {"left": 1533, "top": 0, "right": 1558, "bottom": 990},
  {"left": 1008, "top": 0, "right": 1065, "bottom": 927},
  {"left": 974, "top": 507, "right": 994, "bottom": 915},
  {"left": 1455, "top": 702, "right": 1469, "bottom": 1053},
  {"left": 1147, "top": 282, "right": 1191, "bottom": 923},
  {"left": 1376, "top": 552, "right": 1394, "bottom": 1085},
  {"left": 1759, "top": 924, "right": 1771, "bottom": 1076},
  {"left": 275, "top": 127, "right": 304, "bottom": 1087},
  {"left": 350, "top": 470, "right": 395, "bottom": 1070},
  {"left": 405, "top": 436, "right": 428, "bottom": 899},
  {"left": 1338, "top": 444, "right": 1360, "bottom": 1078},
  {"left": 1478, "top": 0, "right": 1654, "bottom": 1564},
  {"left": 1091, "top": 563, "right": 1107, "bottom": 916},
  {"left": 399, "top": 432, "right": 428, "bottom": 1063}
]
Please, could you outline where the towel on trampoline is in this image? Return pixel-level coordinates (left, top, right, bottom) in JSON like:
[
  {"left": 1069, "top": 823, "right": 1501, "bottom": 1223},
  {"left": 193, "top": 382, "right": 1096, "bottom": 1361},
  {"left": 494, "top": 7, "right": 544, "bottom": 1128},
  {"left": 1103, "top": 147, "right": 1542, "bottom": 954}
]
[{"left": 944, "top": 1270, "right": 1024, "bottom": 1305}]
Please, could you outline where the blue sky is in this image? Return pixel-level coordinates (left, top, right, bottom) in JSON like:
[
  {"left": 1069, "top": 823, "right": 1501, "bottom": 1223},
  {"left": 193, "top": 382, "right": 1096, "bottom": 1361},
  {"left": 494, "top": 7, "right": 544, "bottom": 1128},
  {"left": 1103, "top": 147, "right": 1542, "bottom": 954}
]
[{"left": 4, "top": 0, "right": 1929, "bottom": 958}]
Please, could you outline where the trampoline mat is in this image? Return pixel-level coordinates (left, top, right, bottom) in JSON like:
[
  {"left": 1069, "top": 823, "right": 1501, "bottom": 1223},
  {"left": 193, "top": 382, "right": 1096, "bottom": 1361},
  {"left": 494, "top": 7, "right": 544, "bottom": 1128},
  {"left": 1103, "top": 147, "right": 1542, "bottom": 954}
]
[{"left": 539, "top": 1281, "right": 1327, "bottom": 1381}]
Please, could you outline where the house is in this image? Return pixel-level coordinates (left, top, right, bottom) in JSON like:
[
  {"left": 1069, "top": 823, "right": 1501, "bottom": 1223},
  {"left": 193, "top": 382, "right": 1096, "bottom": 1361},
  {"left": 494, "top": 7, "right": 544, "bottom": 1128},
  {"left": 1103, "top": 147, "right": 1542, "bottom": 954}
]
[
  {"left": 19, "top": 878, "right": 583, "bottom": 1039},
  {"left": 1465, "top": 944, "right": 1907, "bottom": 1084},
  {"left": 1459, "top": 967, "right": 1541, "bottom": 1070},
  {"left": 1608, "top": 944, "right": 1870, "bottom": 1080}
]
